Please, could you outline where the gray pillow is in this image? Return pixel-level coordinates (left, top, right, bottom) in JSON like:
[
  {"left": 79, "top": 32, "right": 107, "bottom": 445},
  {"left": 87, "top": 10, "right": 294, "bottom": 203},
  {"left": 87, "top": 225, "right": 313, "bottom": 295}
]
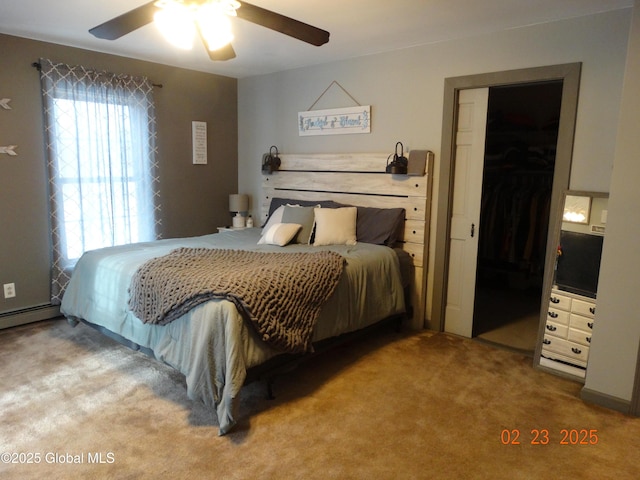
[
  {"left": 281, "top": 205, "right": 317, "bottom": 244},
  {"left": 264, "top": 197, "right": 342, "bottom": 226},
  {"left": 265, "top": 198, "right": 405, "bottom": 245},
  {"left": 355, "top": 207, "right": 405, "bottom": 245}
]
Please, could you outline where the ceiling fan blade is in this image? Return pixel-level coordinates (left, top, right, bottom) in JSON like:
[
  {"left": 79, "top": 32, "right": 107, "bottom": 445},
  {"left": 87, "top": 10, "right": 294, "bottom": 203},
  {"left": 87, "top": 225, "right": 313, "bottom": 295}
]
[
  {"left": 236, "top": 1, "right": 330, "bottom": 47},
  {"left": 89, "top": 1, "right": 159, "bottom": 40}
]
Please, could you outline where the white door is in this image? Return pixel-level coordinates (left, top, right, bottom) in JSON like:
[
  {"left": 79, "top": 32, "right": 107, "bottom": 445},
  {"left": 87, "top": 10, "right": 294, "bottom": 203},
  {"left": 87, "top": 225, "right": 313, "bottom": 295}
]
[{"left": 444, "top": 88, "right": 489, "bottom": 337}]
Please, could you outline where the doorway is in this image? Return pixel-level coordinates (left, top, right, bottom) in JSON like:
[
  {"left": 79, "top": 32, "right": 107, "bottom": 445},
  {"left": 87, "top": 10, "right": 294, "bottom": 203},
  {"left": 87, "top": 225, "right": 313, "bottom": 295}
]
[
  {"left": 473, "top": 82, "right": 563, "bottom": 352},
  {"left": 431, "top": 64, "right": 582, "bottom": 354}
]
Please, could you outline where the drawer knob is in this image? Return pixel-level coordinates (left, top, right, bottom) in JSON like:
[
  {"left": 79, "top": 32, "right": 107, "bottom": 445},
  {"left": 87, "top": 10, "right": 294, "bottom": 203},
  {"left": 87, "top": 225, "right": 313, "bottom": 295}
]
[
  {"left": 572, "top": 347, "right": 582, "bottom": 354},
  {"left": 550, "top": 297, "right": 560, "bottom": 304},
  {"left": 586, "top": 337, "right": 591, "bottom": 343},
  {"left": 587, "top": 322, "right": 594, "bottom": 329},
  {"left": 543, "top": 339, "right": 551, "bottom": 345},
  {"left": 548, "top": 311, "right": 558, "bottom": 318},
  {"left": 590, "top": 307, "right": 596, "bottom": 315},
  {"left": 546, "top": 324, "right": 557, "bottom": 332}
]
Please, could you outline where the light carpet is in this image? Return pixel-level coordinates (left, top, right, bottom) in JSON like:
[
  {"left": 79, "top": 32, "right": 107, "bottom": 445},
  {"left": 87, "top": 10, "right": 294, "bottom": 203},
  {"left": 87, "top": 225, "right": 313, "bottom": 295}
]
[
  {"left": 476, "top": 314, "right": 540, "bottom": 352},
  {"left": 1, "top": 318, "right": 639, "bottom": 479}
]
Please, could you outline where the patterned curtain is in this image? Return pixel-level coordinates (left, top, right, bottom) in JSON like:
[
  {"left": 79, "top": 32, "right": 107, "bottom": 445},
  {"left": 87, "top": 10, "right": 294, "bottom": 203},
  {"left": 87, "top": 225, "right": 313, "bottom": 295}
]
[{"left": 39, "top": 58, "right": 161, "bottom": 304}]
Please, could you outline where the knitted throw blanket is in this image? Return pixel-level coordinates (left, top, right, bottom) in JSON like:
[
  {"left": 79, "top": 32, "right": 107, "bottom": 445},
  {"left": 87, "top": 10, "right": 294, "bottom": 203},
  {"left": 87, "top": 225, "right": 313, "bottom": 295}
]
[{"left": 128, "top": 248, "right": 345, "bottom": 353}]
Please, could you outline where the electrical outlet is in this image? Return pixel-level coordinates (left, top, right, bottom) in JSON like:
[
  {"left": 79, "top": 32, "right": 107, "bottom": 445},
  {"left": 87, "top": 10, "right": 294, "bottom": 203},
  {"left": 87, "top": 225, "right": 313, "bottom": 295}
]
[{"left": 3, "top": 283, "right": 16, "bottom": 299}]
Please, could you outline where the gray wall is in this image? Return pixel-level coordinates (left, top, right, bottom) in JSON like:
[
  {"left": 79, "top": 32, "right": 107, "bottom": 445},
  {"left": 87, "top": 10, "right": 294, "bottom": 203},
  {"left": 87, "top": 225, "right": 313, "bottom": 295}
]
[
  {"left": 238, "top": 9, "right": 636, "bottom": 404},
  {"left": 239, "top": 9, "right": 630, "bottom": 318},
  {"left": 584, "top": 0, "right": 640, "bottom": 405},
  {"left": 0, "top": 34, "right": 238, "bottom": 319}
]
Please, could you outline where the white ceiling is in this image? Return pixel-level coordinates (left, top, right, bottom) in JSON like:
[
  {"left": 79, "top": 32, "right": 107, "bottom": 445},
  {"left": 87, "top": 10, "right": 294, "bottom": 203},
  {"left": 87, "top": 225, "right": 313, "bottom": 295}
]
[{"left": 0, "top": 0, "right": 632, "bottom": 79}]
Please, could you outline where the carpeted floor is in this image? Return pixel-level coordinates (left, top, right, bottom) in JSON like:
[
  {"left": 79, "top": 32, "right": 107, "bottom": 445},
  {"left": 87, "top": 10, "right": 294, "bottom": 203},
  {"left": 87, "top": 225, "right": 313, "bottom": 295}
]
[
  {"left": 1, "top": 318, "right": 639, "bottom": 479},
  {"left": 476, "top": 314, "right": 540, "bottom": 352},
  {"left": 474, "top": 283, "right": 543, "bottom": 353}
]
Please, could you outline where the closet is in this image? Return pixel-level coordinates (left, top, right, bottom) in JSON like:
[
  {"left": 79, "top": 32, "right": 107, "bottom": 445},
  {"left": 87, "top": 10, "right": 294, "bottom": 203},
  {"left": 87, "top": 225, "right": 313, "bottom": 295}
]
[{"left": 473, "top": 81, "right": 563, "bottom": 351}]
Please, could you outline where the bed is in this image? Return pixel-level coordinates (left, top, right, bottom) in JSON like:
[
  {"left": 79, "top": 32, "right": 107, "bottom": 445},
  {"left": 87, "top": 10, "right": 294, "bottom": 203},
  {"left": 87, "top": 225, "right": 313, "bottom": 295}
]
[{"left": 60, "top": 152, "right": 434, "bottom": 435}]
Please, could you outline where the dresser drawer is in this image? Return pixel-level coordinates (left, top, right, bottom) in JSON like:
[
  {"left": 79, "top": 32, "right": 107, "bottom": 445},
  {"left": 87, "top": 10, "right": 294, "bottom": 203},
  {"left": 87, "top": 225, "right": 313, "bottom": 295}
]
[
  {"left": 541, "top": 350, "right": 587, "bottom": 371},
  {"left": 568, "top": 327, "right": 592, "bottom": 347},
  {"left": 543, "top": 321, "right": 568, "bottom": 338},
  {"left": 546, "top": 308, "right": 570, "bottom": 325},
  {"left": 549, "top": 291, "right": 571, "bottom": 311},
  {"left": 571, "top": 298, "right": 596, "bottom": 318},
  {"left": 570, "top": 314, "right": 595, "bottom": 333},
  {"left": 542, "top": 334, "right": 590, "bottom": 363}
]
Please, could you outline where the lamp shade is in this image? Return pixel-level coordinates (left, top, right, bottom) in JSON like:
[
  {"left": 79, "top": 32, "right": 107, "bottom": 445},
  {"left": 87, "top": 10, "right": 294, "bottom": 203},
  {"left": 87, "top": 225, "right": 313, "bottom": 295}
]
[{"left": 229, "top": 194, "right": 249, "bottom": 212}]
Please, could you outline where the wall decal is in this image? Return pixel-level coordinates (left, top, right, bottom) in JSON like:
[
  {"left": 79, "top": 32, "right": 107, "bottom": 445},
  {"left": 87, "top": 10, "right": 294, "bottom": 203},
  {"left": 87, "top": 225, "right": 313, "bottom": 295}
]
[
  {"left": 0, "top": 98, "right": 12, "bottom": 110},
  {"left": 0, "top": 145, "right": 18, "bottom": 155}
]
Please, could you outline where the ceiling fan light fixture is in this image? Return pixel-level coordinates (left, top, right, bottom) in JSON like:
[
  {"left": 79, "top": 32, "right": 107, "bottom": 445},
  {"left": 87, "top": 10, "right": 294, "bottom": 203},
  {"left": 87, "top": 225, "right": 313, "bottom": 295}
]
[
  {"left": 153, "top": 0, "right": 239, "bottom": 51},
  {"left": 154, "top": 2, "right": 196, "bottom": 50},
  {"left": 216, "top": 0, "right": 241, "bottom": 17},
  {"left": 198, "top": 3, "right": 235, "bottom": 51}
]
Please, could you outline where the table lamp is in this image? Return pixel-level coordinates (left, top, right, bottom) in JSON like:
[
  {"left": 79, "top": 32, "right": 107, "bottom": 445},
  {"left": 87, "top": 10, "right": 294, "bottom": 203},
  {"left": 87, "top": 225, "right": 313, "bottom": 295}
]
[{"left": 229, "top": 194, "right": 249, "bottom": 228}]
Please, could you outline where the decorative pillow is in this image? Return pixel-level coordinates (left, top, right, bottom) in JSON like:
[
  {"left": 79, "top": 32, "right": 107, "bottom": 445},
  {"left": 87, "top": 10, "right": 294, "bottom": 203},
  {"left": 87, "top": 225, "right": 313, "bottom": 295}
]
[
  {"left": 281, "top": 205, "right": 317, "bottom": 244},
  {"left": 257, "top": 223, "right": 302, "bottom": 246},
  {"left": 267, "top": 197, "right": 343, "bottom": 217},
  {"left": 282, "top": 205, "right": 315, "bottom": 245},
  {"left": 355, "top": 206, "right": 406, "bottom": 245},
  {"left": 313, "top": 207, "right": 357, "bottom": 246},
  {"left": 263, "top": 197, "right": 343, "bottom": 227},
  {"left": 262, "top": 198, "right": 405, "bottom": 245},
  {"left": 261, "top": 205, "right": 286, "bottom": 233}
]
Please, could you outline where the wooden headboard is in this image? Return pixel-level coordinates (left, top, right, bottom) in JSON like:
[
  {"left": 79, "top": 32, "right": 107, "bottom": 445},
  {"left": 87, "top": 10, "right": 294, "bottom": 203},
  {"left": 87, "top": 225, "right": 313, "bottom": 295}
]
[{"left": 260, "top": 152, "right": 433, "bottom": 330}]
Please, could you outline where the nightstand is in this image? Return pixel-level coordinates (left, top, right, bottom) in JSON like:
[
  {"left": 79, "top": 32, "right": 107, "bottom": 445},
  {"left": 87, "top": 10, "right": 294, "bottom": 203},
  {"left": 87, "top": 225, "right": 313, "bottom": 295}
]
[{"left": 217, "top": 226, "right": 247, "bottom": 233}]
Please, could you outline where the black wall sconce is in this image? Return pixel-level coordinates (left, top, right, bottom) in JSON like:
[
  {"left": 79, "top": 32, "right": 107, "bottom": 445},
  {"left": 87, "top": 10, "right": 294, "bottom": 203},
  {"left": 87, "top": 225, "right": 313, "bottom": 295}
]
[
  {"left": 386, "top": 141, "right": 408, "bottom": 175},
  {"left": 262, "top": 145, "right": 281, "bottom": 174}
]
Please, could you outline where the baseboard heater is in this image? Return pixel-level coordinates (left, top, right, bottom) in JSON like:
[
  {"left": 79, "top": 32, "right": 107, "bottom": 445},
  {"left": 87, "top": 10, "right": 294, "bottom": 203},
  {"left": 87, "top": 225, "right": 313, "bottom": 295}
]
[{"left": 0, "top": 304, "right": 61, "bottom": 330}]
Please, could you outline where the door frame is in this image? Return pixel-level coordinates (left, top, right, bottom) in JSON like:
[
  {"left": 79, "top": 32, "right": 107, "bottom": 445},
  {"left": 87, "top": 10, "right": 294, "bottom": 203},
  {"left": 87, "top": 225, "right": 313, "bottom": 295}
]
[{"left": 431, "top": 63, "right": 582, "bottom": 336}]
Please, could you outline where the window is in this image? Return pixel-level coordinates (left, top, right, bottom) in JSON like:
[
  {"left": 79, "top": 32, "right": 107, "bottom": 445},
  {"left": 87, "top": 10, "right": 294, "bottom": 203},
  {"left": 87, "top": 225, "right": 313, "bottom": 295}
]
[{"left": 39, "top": 59, "right": 161, "bottom": 303}]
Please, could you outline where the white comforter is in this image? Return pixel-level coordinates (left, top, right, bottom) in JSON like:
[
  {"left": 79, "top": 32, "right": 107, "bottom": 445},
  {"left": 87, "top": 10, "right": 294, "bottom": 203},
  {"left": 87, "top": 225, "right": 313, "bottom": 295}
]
[{"left": 61, "top": 228, "right": 405, "bottom": 434}]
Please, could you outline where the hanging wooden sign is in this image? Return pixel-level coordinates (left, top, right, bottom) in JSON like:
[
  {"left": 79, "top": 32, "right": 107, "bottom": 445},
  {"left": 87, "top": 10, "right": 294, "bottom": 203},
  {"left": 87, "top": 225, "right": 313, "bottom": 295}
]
[
  {"left": 191, "top": 121, "right": 207, "bottom": 164},
  {"left": 298, "top": 105, "right": 371, "bottom": 136}
]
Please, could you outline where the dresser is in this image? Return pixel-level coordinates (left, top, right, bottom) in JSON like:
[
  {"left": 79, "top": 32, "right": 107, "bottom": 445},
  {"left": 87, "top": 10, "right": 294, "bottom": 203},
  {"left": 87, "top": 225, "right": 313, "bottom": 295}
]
[{"left": 539, "top": 288, "right": 596, "bottom": 379}]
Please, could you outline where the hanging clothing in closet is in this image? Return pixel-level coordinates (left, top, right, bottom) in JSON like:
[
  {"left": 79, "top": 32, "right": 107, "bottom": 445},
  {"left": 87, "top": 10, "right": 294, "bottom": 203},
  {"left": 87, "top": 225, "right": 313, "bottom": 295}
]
[{"left": 479, "top": 172, "right": 552, "bottom": 277}]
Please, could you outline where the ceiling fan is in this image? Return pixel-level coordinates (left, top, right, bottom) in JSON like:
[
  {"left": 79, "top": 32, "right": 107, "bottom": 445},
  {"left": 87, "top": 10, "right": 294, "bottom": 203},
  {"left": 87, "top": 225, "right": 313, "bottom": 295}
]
[{"left": 89, "top": 0, "right": 330, "bottom": 61}]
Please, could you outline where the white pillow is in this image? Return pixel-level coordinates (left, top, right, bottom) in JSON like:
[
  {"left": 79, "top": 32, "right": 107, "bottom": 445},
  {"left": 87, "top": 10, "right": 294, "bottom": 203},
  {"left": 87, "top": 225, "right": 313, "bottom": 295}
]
[
  {"left": 261, "top": 205, "right": 286, "bottom": 234},
  {"left": 313, "top": 207, "right": 357, "bottom": 246},
  {"left": 261, "top": 203, "right": 318, "bottom": 234},
  {"left": 258, "top": 223, "right": 302, "bottom": 246}
]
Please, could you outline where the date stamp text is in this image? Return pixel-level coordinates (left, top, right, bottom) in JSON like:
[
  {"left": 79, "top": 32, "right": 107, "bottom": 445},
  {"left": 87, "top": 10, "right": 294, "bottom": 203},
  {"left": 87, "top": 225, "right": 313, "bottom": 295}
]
[{"left": 501, "top": 428, "right": 599, "bottom": 445}]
